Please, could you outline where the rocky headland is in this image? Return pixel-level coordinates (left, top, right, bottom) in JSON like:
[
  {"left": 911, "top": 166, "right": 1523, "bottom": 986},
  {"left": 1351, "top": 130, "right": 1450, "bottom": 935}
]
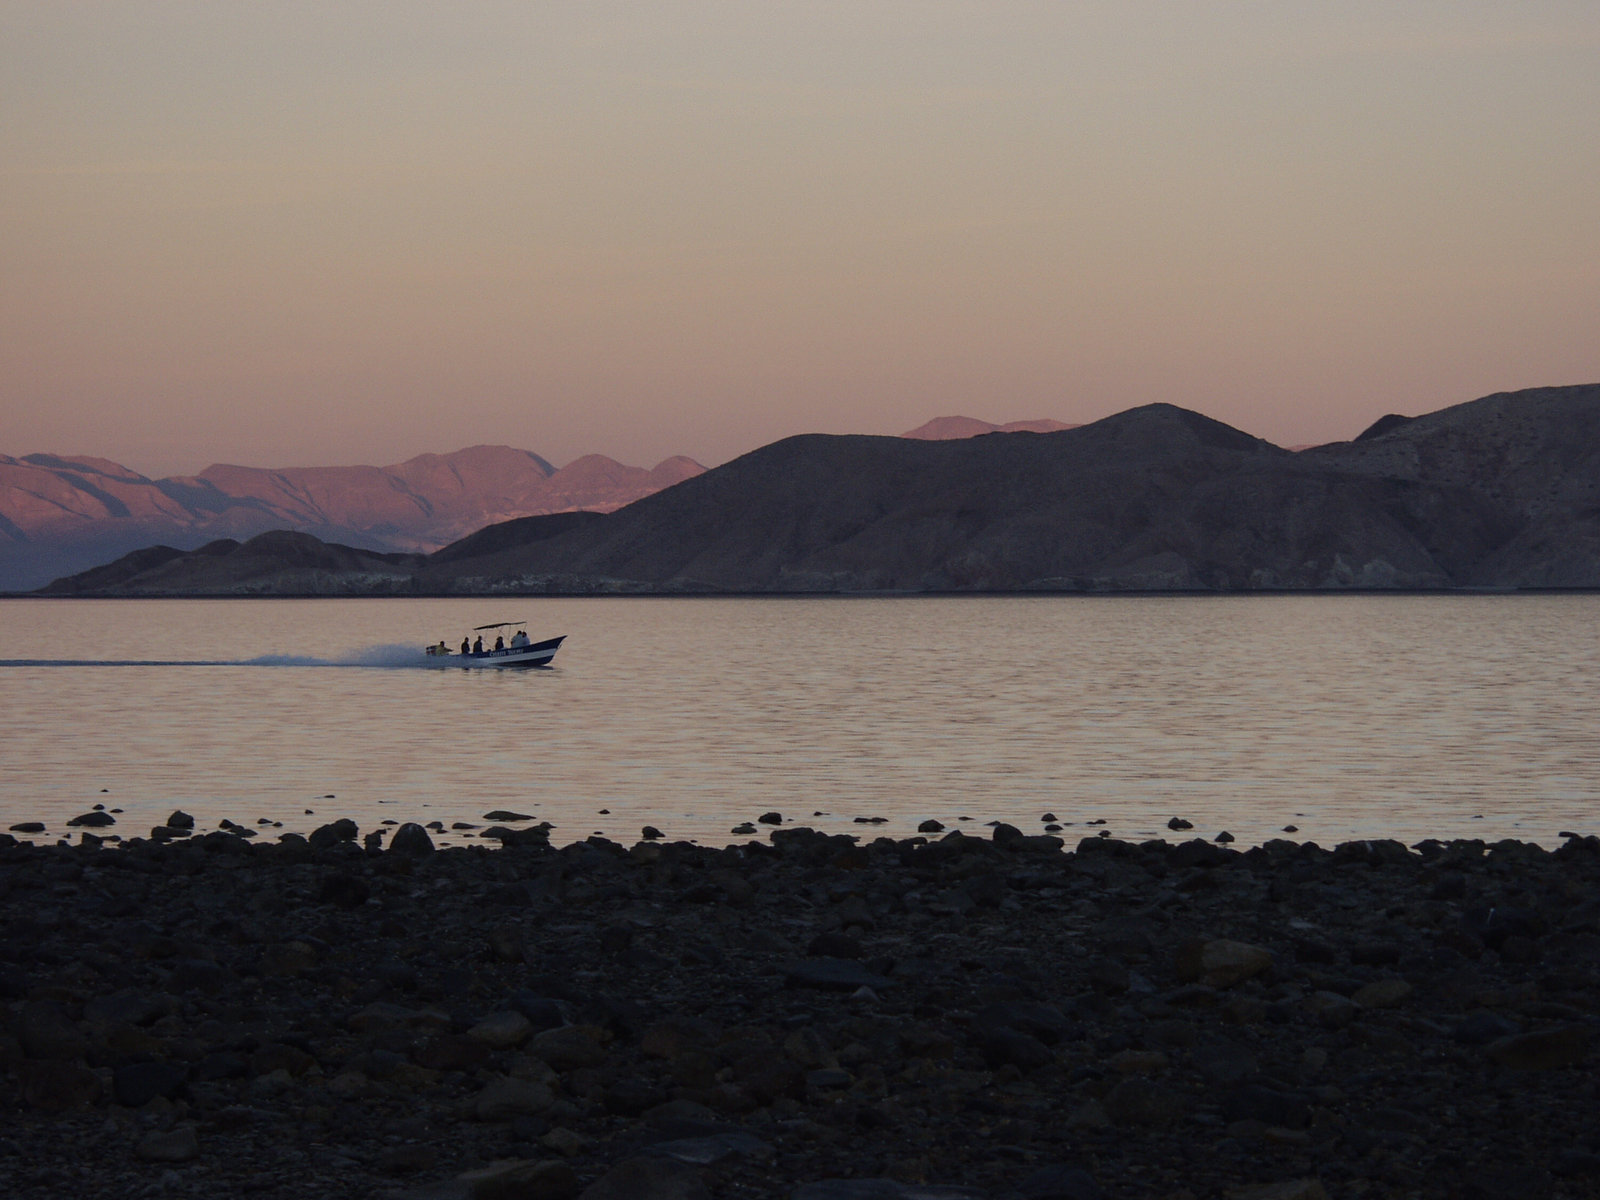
[{"left": 3, "top": 815, "right": 1598, "bottom": 1199}]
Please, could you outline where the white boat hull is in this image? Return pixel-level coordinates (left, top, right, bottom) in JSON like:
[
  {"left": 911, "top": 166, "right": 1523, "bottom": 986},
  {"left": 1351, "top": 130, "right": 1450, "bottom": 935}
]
[{"left": 431, "top": 634, "right": 565, "bottom": 669}]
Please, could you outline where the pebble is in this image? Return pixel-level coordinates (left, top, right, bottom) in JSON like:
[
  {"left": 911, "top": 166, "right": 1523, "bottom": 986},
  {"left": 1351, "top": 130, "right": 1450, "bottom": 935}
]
[
  {"left": 112, "top": 1061, "right": 188, "bottom": 1107},
  {"left": 17, "top": 1060, "right": 101, "bottom": 1110},
  {"left": 1352, "top": 978, "right": 1413, "bottom": 1008},
  {"left": 645, "top": 1132, "right": 773, "bottom": 1165},
  {"left": 1304, "top": 991, "right": 1358, "bottom": 1029},
  {"left": 541, "top": 1127, "right": 591, "bottom": 1157},
  {"left": 133, "top": 1127, "right": 199, "bottom": 1163},
  {"left": 1226, "top": 1181, "right": 1329, "bottom": 1200},
  {"left": 456, "top": 1157, "right": 578, "bottom": 1199},
  {"left": 529, "top": 1026, "right": 607, "bottom": 1071},
  {"left": 792, "top": 1184, "right": 984, "bottom": 1200},
  {"left": 475, "top": 1078, "right": 556, "bottom": 1121},
  {"left": 783, "top": 959, "right": 894, "bottom": 992},
  {"left": 1192, "top": 1041, "right": 1259, "bottom": 1087},
  {"left": 577, "top": 1158, "right": 708, "bottom": 1200},
  {"left": 1016, "top": 1163, "right": 1104, "bottom": 1200},
  {"left": 469, "top": 1011, "right": 535, "bottom": 1049},
  {"left": 1173, "top": 938, "right": 1273, "bottom": 988},
  {"left": 18, "top": 999, "right": 88, "bottom": 1060},
  {"left": 1486, "top": 1025, "right": 1592, "bottom": 1071},
  {"left": 1103, "top": 1077, "right": 1186, "bottom": 1125}
]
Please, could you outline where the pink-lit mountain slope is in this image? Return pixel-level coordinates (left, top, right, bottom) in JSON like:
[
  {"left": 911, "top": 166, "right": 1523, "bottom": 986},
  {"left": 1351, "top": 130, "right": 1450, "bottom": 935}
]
[
  {"left": 0, "top": 446, "right": 703, "bottom": 591},
  {"left": 533, "top": 455, "right": 706, "bottom": 514},
  {"left": 189, "top": 444, "right": 561, "bottom": 543},
  {"left": 901, "top": 416, "right": 1078, "bottom": 439}
]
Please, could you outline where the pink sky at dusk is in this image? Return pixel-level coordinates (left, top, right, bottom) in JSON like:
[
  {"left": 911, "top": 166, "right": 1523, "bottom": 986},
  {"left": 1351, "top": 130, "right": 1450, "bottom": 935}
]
[{"left": 3, "top": 1, "right": 1598, "bottom": 478}]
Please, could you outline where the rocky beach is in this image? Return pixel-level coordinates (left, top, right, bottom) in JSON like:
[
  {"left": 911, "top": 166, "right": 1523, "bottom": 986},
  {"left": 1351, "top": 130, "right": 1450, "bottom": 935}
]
[{"left": 2, "top": 816, "right": 1598, "bottom": 1200}]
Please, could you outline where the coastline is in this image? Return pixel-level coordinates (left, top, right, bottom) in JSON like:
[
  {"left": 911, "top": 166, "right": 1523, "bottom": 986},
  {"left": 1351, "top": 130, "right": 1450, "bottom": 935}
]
[
  {"left": 10, "top": 585, "right": 1600, "bottom": 600},
  {"left": 3, "top": 824, "right": 1597, "bottom": 1198}
]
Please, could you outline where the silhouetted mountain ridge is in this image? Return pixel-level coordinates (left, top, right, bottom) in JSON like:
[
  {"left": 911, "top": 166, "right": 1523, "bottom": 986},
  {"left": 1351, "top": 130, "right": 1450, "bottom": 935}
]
[
  {"left": 900, "top": 416, "right": 1077, "bottom": 439},
  {"left": 40, "top": 533, "right": 421, "bottom": 597},
  {"left": 41, "top": 384, "right": 1600, "bottom": 595}
]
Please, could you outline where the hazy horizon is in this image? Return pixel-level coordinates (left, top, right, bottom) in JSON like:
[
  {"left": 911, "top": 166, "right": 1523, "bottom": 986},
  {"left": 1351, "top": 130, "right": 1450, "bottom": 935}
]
[
  {"left": 3, "top": 396, "right": 1457, "bottom": 482},
  {"left": 5, "top": 2, "right": 1598, "bottom": 477}
]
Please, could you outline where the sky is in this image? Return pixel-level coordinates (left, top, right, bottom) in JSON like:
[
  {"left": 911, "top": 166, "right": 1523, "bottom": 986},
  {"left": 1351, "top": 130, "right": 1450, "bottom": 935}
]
[{"left": 3, "top": 1, "right": 1598, "bottom": 477}]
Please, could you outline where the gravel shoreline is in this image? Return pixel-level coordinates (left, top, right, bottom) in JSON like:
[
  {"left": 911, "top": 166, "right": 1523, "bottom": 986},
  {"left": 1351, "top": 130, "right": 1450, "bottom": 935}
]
[{"left": 3, "top": 818, "right": 1598, "bottom": 1199}]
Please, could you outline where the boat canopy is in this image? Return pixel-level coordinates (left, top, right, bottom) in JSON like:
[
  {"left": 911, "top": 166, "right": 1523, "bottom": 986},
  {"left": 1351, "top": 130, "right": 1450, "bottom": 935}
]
[{"left": 472, "top": 620, "right": 527, "bottom": 631}]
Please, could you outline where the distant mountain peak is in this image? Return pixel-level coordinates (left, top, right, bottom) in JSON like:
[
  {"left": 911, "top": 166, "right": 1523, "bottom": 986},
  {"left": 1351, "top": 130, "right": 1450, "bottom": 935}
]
[
  {"left": 901, "top": 416, "right": 1077, "bottom": 440},
  {"left": 392, "top": 444, "right": 558, "bottom": 476}
]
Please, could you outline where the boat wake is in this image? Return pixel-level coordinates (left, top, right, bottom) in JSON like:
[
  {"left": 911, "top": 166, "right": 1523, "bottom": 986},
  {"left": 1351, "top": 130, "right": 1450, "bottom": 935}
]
[
  {"left": 0, "top": 644, "right": 461, "bottom": 670},
  {"left": 249, "top": 644, "right": 458, "bottom": 669}
]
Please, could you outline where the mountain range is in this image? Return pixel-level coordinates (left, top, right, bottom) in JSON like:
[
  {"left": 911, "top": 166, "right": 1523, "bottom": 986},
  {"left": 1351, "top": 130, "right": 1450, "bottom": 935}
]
[
  {"left": 37, "top": 384, "right": 1600, "bottom": 595},
  {"left": 0, "top": 446, "right": 702, "bottom": 592},
  {"left": 0, "top": 415, "right": 1069, "bottom": 592}
]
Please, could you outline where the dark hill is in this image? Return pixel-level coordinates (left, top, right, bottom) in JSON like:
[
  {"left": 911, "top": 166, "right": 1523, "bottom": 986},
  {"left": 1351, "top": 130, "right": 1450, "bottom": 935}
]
[
  {"left": 417, "top": 401, "right": 1447, "bottom": 591},
  {"left": 1300, "top": 383, "right": 1600, "bottom": 587},
  {"left": 38, "top": 543, "right": 205, "bottom": 595},
  {"left": 428, "top": 510, "right": 607, "bottom": 565},
  {"left": 39, "top": 530, "right": 422, "bottom": 595}
]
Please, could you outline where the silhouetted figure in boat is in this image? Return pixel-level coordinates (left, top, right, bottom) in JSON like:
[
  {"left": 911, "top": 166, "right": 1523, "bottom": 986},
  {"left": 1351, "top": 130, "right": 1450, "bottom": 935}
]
[
  {"left": 473, "top": 636, "right": 483, "bottom": 654},
  {"left": 461, "top": 638, "right": 470, "bottom": 656}
]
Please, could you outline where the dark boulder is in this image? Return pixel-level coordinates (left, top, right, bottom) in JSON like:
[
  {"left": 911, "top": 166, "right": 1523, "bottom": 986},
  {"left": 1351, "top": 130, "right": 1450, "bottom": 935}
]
[
  {"left": 388, "top": 822, "right": 436, "bottom": 856},
  {"left": 113, "top": 1061, "right": 188, "bottom": 1107}
]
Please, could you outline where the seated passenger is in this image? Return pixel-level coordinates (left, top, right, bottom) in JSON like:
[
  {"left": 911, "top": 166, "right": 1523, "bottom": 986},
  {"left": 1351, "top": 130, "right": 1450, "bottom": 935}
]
[
  {"left": 510, "top": 630, "right": 529, "bottom": 648},
  {"left": 461, "top": 638, "right": 470, "bottom": 655},
  {"left": 494, "top": 635, "right": 504, "bottom": 651}
]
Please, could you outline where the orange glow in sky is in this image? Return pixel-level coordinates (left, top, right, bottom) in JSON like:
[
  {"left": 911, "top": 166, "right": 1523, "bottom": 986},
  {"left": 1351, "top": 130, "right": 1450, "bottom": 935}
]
[{"left": 3, "top": 2, "right": 1598, "bottom": 475}]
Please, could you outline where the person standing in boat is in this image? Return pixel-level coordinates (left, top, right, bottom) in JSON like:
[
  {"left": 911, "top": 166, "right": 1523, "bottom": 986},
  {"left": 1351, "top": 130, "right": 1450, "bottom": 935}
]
[
  {"left": 460, "top": 637, "right": 470, "bottom": 656},
  {"left": 473, "top": 635, "right": 483, "bottom": 654}
]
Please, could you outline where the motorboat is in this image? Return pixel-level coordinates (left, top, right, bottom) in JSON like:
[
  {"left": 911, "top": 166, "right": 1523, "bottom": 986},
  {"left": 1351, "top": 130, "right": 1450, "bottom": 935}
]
[{"left": 425, "top": 621, "right": 565, "bottom": 668}]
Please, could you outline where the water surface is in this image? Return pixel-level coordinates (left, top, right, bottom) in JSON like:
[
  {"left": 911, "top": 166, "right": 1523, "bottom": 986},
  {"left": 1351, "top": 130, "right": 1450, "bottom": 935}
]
[{"left": 0, "top": 595, "right": 1594, "bottom": 849}]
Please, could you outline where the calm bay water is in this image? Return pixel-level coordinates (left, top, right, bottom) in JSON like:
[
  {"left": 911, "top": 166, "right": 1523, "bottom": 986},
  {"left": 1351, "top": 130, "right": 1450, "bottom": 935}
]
[{"left": 0, "top": 594, "right": 1595, "bottom": 850}]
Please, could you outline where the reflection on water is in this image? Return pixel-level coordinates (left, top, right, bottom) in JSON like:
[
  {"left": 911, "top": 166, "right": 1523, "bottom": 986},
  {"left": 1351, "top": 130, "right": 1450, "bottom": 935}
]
[{"left": 0, "top": 594, "right": 1595, "bottom": 849}]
